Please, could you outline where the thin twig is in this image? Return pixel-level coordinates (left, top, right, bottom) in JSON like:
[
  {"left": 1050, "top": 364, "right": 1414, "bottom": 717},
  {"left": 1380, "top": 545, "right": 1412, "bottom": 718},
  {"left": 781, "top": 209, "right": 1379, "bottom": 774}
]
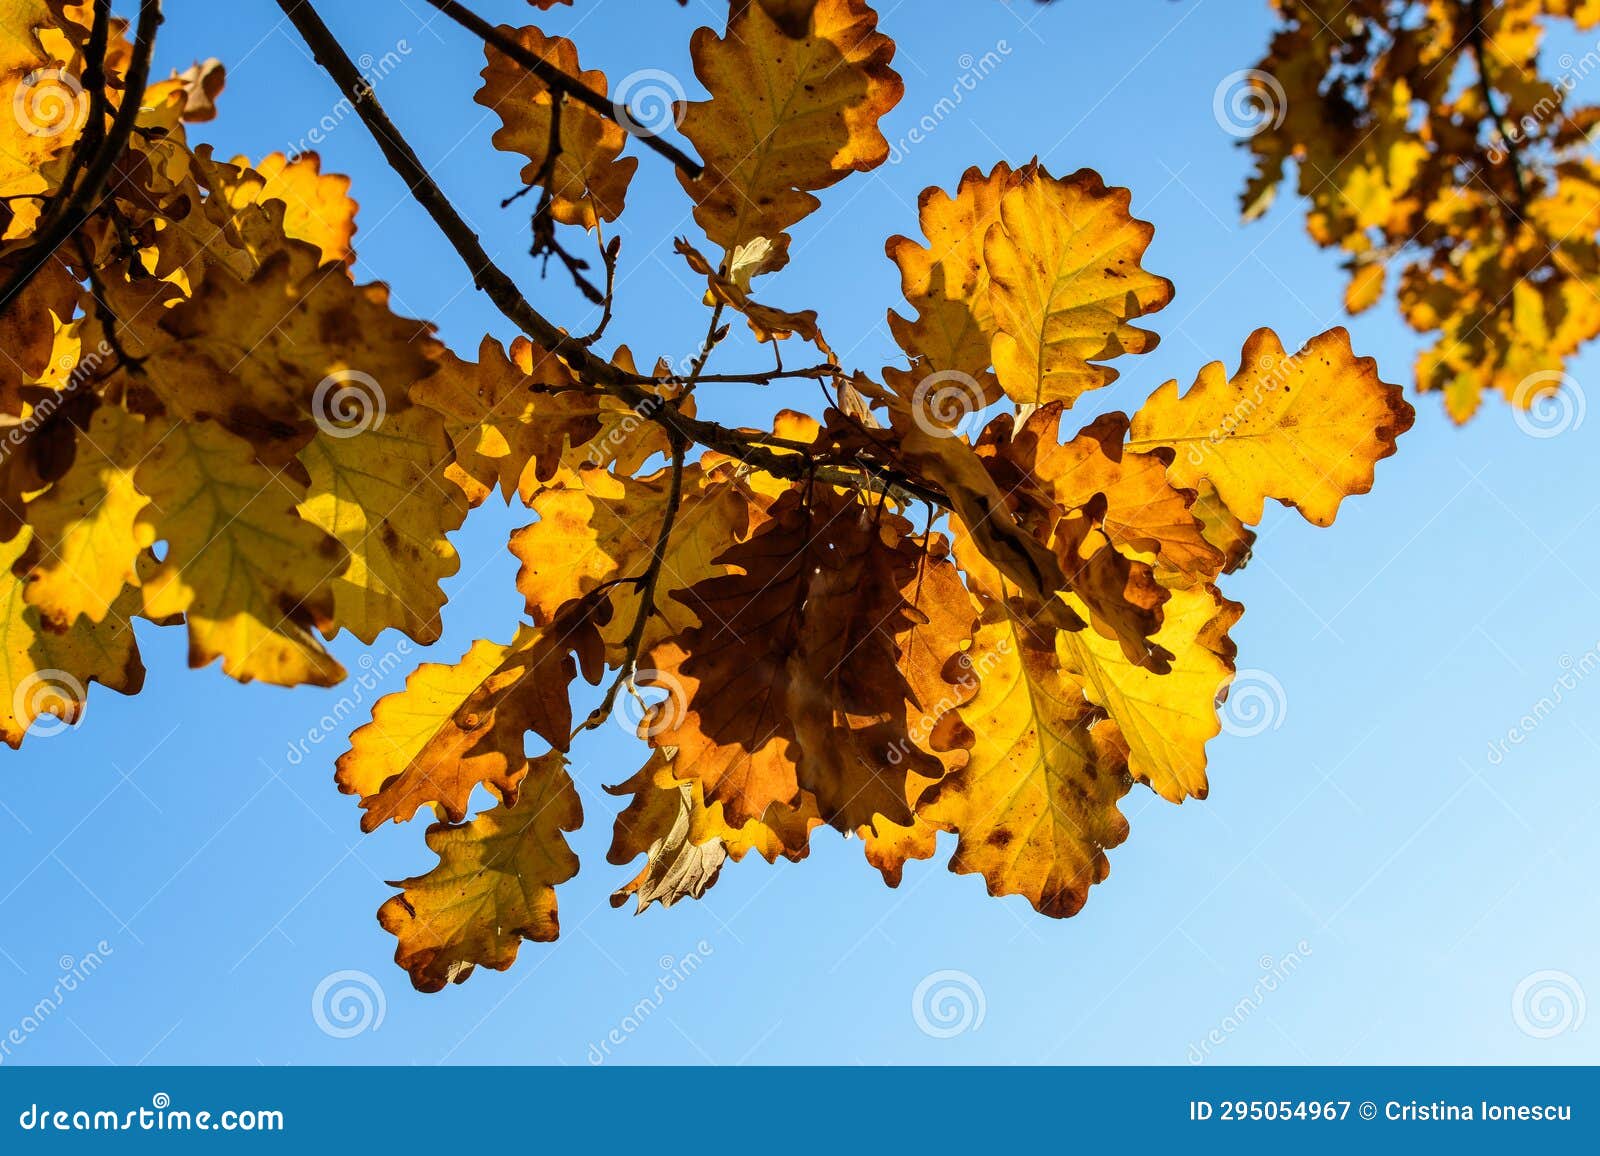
[
  {"left": 667, "top": 362, "right": 841, "bottom": 386},
  {"left": 420, "top": 0, "right": 704, "bottom": 179},
  {"left": 1467, "top": 0, "right": 1528, "bottom": 216},
  {"left": 0, "top": 0, "right": 163, "bottom": 311},
  {"left": 578, "top": 434, "right": 689, "bottom": 734},
  {"left": 54, "top": 0, "right": 112, "bottom": 202}
]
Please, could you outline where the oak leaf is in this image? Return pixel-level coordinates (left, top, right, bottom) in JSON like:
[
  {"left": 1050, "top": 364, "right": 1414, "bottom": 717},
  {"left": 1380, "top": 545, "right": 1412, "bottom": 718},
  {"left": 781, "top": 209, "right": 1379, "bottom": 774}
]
[
  {"left": 337, "top": 613, "right": 602, "bottom": 831},
  {"left": 1127, "top": 327, "right": 1415, "bottom": 527},
  {"left": 134, "top": 418, "right": 347, "bottom": 688},
  {"left": 379, "top": 752, "right": 581, "bottom": 992},
  {"left": 0, "top": 529, "right": 145, "bottom": 748},
  {"left": 984, "top": 164, "right": 1173, "bottom": 407},
  {"left": 476, "top": 24, "right": 636, "bottom": 228},
  {"left": 678, "top": 0, "right": 903, "bottom": 266}
]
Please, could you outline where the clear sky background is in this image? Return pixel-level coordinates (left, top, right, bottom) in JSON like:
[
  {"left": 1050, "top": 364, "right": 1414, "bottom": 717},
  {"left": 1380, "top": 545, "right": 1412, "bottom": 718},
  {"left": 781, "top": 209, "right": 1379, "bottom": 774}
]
[{"left": 2, "top": 0, "right": 1598, "bottom": 1067}]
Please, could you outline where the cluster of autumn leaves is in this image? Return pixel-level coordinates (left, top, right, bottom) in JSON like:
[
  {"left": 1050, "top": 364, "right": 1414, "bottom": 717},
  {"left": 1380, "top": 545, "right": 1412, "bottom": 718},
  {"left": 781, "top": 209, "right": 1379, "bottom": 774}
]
[
  {"left": 1240, "top": 0, "right": 1600, "bottom": 421},
  {"left": 1, "top": 0, "right": 1423, "bottom": 993}
]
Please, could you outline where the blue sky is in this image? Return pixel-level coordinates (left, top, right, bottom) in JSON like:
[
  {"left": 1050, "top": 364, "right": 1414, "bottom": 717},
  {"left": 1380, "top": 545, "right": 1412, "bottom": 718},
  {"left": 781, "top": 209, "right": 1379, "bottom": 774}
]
[{"left": 2, "top": 0, "right": 1598, "bottom": 1066}]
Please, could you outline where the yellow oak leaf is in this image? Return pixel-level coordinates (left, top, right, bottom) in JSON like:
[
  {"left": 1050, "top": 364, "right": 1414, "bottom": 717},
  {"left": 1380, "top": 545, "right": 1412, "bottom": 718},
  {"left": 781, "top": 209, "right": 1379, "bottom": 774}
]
[
  {"left": 1127, "top": 327, "right": 1414, "bottom": 527},
  {"left": 337, "top": 615, "right": 602, "bottom": 831},
  {"left": 20, "top": 405, "right": 153, "bottom": 627},
  {"left": 0, "top": 0, "right": 86, "bottom": 243},
  {"left": 229, "top": 150, "right": 358, "bottom": 266},
  {"left": 135, "top": 418, "right": 346, "bottom": 688},
  {"left": 885, "top": 162, "right": 1015, "bottom": 406},
  {"left": 913, "top": 602, "right": 1132, "bottom": 918},
  {"left": 678, "top": 0, "right": 903, "bottom": 266},
  {"left": 1344, "top": 262, "right": 1384, "bottom": 315},
  {"left": 984, "top": 164, "right": 1173, "bottom": 407},
  {"left": 144, "top": 244, "right": 441, "bottom": 462},
  {"left": 1058, "top": 583, "right": 1241, "bottom": 803},
  {"left": 297, "top": 406, "right": 468, "bottom": 645},
  {"left": 0, "top": 528, "right": 145, "bottom": 748},
  {"left": 379, "top": 751, "right": 581, "bottom": 992}
]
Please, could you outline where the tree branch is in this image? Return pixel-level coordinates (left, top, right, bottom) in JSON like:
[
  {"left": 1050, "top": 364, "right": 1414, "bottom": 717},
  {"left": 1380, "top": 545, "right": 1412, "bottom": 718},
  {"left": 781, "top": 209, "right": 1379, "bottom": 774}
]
[
  {"left": 275, "top": 0, "right": 948, "bottom": 510},
  {"left": 419, "top": 0, "right": 704, "bottom": 180},
  {"left": 0, "top": 0, "right": 163, "bottom": 312}
]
